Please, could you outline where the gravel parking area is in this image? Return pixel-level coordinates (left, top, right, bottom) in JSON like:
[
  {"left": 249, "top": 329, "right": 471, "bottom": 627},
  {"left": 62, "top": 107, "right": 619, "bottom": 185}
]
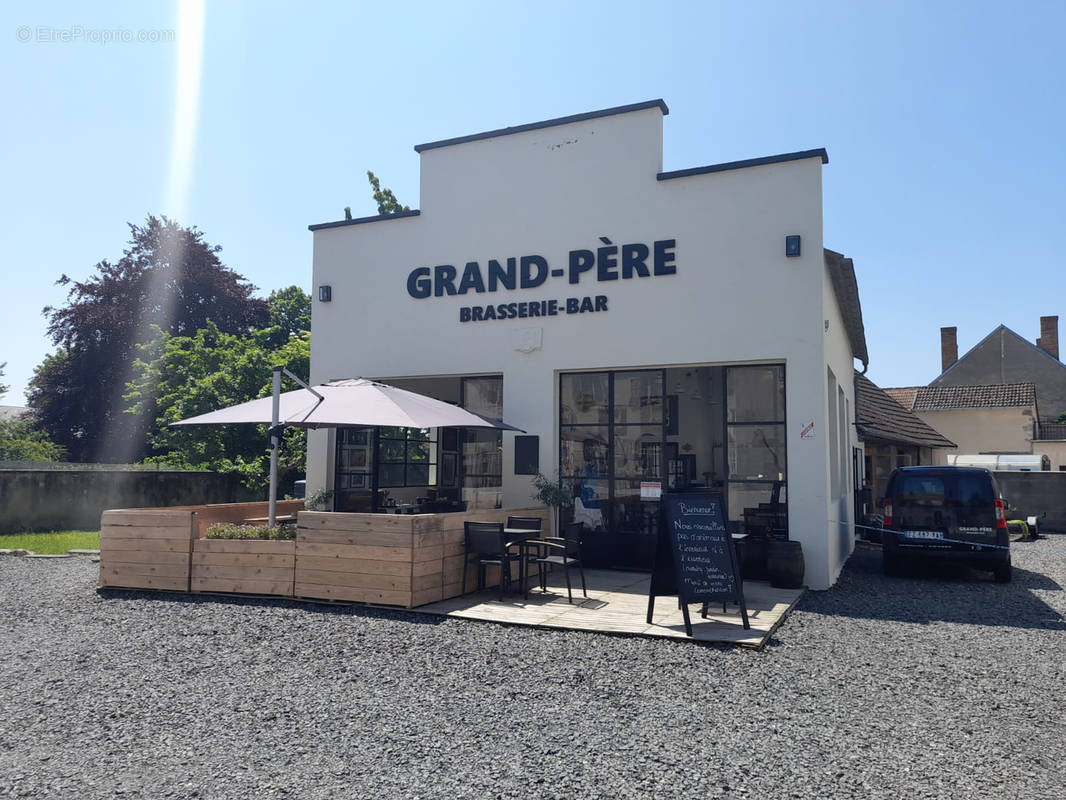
[{"left": 2, "top": 539, "right": 1064, "bottom": 799}]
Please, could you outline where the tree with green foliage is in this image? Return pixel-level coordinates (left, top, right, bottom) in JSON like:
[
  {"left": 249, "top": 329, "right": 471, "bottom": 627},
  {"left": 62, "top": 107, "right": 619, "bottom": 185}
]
[
  {"left": 0, "top": 362, "right": 8, "bottom": 399},
  {"left": 265, "top": 285, "right": 312, "bottom": 346},
  {"left": 125, "top": 322, "right": 310, "bottom": 490},
  {"left": 29, "top": 216, "right": 268, "bottom": 462},
  {"left": 367, "top": 170, "right": 410, "bottom": 214},
  {"left": 0, "top": 416, "right": 67, "bottom": 462}
]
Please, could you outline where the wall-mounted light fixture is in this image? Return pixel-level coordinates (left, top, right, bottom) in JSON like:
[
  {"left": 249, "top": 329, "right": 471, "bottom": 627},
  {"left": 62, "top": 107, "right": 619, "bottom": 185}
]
[
  {"left": 785, "top": 235, "right": 801, "bottom": 257},
  {"left": 318, "top": 285, "right": 332, "bottom": 302}
]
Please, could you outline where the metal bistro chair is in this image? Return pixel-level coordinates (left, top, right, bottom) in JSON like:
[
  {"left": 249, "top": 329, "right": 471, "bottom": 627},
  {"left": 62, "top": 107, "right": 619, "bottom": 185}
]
[
  {"left": 529, "top": 521, "right": 588, "bottom": 604},
  {"left": 506, "top": 515, "right": 544, "bottom": 587},
  {"left": 462, "top": 521, "right": 524, "bottom": 601}
]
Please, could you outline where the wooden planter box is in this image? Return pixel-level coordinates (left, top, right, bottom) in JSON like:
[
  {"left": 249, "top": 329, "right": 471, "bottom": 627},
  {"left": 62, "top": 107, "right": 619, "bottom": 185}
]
[
  {"left": 101, "top": 502, "right": 548, "bottom": 609},
  {"left": 296, "top": 506, "right": 549, "bottom": 608},
  {"left": 191, "top": 538, "right": 296, "bottom": 597},
  {"left": 99, "top": 509, "right": 197, "bottom": 592},
  {"left": 98, "top": 501, "right": 303, "bottom": 593}
]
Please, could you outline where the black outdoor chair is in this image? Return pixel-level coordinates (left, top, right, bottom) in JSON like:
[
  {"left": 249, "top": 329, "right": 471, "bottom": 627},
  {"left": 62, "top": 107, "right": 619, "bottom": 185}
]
[
  {"left": 506, "top": 515, "right": 545, "bottom": 588},
  {"left": 529, "top": 521, "right": 587, "bottom": 604},
  {"left": 462, "top": 521, "right": 524, "bottom": 600},
  {"left": 505, "top": 515, "right": 543, "bottom": 531}
]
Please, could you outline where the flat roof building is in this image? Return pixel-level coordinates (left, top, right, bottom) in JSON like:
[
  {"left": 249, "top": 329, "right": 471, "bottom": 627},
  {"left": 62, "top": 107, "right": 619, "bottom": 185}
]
[{"left": 307, "top": 100, "right": 868, "bottom": 589}]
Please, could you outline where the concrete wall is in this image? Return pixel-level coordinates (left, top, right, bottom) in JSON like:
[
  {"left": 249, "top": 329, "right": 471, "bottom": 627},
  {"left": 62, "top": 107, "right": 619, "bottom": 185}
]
[
  {"left": 1034, "top": 440, "right": 1066, "bottom": 471},
  {"left": 0, "top": 467, "right": 257, "bottom": 533},
  {"left": 915, "top": 407, "right": 1035, "bottom": 455},
  {"left": 309, "top": 105, "right": 850, "bottom": 588},
  {"left": 994, "top": 471, "right": 1066, "bottom": 533}
]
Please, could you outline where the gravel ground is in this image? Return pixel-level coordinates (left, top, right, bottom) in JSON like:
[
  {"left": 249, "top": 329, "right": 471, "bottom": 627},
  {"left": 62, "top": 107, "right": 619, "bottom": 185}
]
[{"left": 1, "top": 539, "right": 1064, "bottom": 800}]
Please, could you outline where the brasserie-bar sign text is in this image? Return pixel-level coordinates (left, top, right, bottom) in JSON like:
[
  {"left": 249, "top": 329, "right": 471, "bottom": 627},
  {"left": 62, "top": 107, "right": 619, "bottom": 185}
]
[{"left": 404, "top": 237, "right": 677, "bottom": 323}]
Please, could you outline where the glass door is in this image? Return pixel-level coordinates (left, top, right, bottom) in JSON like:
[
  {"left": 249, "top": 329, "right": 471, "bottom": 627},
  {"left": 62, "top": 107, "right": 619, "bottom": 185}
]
[
  {"left": 334, "top": 427, "right": 374, "bottom": 512},
  {"left": 560, "top": 369, "right": 664, "bottom": 569}
]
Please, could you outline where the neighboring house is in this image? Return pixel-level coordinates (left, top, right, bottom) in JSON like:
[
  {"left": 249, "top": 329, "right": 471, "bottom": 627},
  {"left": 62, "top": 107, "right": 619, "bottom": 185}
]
[
  {"left": 921, "top": 315, "right": 1066, "bottom": 469},
  {"left": 885, "top": 382, "right": 1040, "bottom": 459},
  {"left": 854, "top": 372, "right": 956, "bottom": 507}
]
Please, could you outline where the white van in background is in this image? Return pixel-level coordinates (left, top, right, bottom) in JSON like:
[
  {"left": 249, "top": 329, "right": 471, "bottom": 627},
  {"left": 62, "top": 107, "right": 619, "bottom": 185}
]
[{"left": 947, "top": 454, "right": 1051, "bottom": 471}]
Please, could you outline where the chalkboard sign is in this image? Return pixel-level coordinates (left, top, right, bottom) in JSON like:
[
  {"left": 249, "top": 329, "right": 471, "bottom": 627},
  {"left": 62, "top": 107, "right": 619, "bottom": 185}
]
[{"left": 646, "top": 492, "right": 749, "bottom": 635}]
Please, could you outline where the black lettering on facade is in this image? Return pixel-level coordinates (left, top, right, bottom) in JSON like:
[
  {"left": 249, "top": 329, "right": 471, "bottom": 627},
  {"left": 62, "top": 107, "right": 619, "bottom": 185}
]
[
  {"left": 621, "top": 243, "right": 650, "bottom": 278},
  {"left": 434, "top": 265, "right": 458, "bottom": 296},
  {"left": 407, "top": 267, "right": 432, "bottom": 299},
  {"left": 653, "top": 239, "right": 677, "bottom": 275},
  {"left": 458, "top": 262, "right": 486, "bottom": 294},
  {"left": 520, "top": 255, "right": 548, "bottom": 288},
  {"left": 488, "top": 258, "right": 516, "bottom": 291}
]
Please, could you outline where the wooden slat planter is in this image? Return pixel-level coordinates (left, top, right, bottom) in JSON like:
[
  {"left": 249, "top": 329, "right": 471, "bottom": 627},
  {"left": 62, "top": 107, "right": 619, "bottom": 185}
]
[
  {"left": 191, "top": 538, "right": 296, "bottom": 597},
  {"left": 100, "top": 502, "right": 549, "bottom": 609},
  {"left": 295, "top": 507, "right": 549, "bottom": 608},
  {"left": 99, "top": 509, "right": 197, "bottom": 592}
]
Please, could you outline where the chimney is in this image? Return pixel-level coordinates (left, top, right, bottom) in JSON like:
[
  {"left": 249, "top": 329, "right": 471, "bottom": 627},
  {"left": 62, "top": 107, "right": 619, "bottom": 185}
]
[
  {"left": 940, "top": 326, "right": 958, "bottom": 372},
  {"left": 1037, "top": 315, "right": 1059, "bottom": 360}
]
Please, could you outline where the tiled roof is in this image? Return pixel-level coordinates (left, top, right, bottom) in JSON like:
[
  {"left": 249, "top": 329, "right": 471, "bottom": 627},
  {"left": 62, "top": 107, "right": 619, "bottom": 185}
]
[
  {"left": 854, "top": 374, "right": 956, "bottom": 449},
  {"left": 824, "top": 249, "right": 869, "bottom": 369},
  {"left": 884, "top": 387, "right": 919, "bottom": 410},
  {"left": 886, "top": 382, "right": 1036, "bottom": 412}
]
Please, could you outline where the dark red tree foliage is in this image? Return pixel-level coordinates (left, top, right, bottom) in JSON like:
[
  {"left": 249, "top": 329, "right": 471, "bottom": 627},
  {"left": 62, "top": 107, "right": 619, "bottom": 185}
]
[{"left": 30, "top": 216, "right": 268, "bottom": 462}]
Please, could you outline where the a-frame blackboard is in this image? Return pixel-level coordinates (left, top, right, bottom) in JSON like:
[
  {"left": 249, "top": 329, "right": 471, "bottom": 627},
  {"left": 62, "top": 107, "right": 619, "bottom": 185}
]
[{"left": 646, "top": 492, "right": 749, "bottom": 636}]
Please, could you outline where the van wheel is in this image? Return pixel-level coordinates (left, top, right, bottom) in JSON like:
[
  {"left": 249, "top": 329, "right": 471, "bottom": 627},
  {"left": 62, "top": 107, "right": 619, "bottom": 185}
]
[
  {"left": 993, "top": 559, "right": 1012, "bottom": 583},
  {"left": 883, "top": 552, "right": 905, "bottom": 577}
]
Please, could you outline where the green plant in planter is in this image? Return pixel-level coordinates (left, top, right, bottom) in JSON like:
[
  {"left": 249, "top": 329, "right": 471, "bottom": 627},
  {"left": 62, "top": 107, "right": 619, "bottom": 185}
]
[
  {"left": 205, "top": 523, "right": 296, "bottom": 540},
  {"left": 531, "top": 472, "right": 573, "bottom": 536},
  {"left": 305, "top": 488, "right": 334, "bottom": 512}
]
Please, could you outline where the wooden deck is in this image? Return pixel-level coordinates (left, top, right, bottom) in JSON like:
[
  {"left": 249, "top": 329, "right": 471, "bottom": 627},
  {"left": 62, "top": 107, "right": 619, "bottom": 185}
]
[{"left": 413, "top": 569, "right": 804, "bottom": 648}]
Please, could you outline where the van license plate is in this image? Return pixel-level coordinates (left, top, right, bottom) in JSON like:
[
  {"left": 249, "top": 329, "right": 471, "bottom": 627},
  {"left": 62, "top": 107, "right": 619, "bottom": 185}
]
[{"left": 903, "top": 530, "right": 944, "bottom": 540}]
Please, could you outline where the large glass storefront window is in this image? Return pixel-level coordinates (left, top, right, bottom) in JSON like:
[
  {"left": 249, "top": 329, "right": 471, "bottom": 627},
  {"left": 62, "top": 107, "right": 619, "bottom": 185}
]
[
  {"left": 332, "top": 374, "right": 502, "bottom": 511},
  {"left": 560, "top": 363, "right": 788, "bottom": 568},
  {"left": 460, "top": 376, "right": 503, "bottom": 509},
  {"left": 726, "top": 365, "right": 787, "bottom": 539},
  {"left": 376, "top": 427, "right": 436, "bottom": 487}
]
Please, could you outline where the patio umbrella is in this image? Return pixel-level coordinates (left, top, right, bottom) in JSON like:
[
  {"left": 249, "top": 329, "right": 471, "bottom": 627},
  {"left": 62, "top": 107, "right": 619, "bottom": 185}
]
[{"left": 172, "top": 371, "right": 525, "bottom": 525}]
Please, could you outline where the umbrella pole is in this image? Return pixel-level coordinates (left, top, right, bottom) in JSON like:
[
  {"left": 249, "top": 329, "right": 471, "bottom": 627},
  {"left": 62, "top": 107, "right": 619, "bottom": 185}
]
[{"left": 268, "top": 366, "right": 281, "bottom": 528}]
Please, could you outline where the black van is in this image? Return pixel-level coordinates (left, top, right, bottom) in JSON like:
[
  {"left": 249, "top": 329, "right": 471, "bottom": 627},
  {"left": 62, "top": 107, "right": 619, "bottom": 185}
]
[{"left": 881, "top": 466, "right": 1011, "bottom": 582}]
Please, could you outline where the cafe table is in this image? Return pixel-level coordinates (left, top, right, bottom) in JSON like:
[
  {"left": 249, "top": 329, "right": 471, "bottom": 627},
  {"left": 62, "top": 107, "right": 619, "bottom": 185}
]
[{"left": 503, "top": 528, "right": 547, "bottom": 594}]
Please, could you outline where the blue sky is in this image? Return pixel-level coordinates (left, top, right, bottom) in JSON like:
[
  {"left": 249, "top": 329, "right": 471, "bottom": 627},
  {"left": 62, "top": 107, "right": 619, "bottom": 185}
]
[{"left": 2, "top": 0, "right": 1064, "bottom": 405}]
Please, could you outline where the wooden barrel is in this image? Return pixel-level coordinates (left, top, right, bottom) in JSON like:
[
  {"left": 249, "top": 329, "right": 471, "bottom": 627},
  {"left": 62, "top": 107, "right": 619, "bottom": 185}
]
[{"left": 767, "top": 540, "right": 804, "bottom": 589}]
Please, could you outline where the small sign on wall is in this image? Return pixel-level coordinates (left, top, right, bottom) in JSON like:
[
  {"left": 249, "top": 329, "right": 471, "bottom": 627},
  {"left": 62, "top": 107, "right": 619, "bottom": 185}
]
[
  {"left": 800, "top": 421, "right": 816, "bottom": 439},
  {"left": 640, "top": 481, "right": 662, "bottom": 499},
  {"left": 514, "top": 435, "right": 539, "bottom": 475}
]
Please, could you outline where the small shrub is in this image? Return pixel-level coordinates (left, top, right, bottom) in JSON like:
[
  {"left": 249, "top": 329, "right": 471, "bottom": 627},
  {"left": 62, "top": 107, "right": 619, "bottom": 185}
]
[
  {"left": 204, "top": 523, "right": 296, "bottom": 540},
  {"left": 305, "top": 488, "right": 334, "bottom": 512}
]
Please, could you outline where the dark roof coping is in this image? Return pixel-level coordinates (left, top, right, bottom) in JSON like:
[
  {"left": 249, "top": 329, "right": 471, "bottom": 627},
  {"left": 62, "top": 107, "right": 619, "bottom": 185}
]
[
  {"left": 657, "top": 148, "right": 828, "bottom": 181},
  {"left": 413, "top": 99, "right": 669, "bottom": 153},
  {"left": 309, "top": 209, "right": 420, "bottom": 232},
  {"left": 824, "top": 249, "right": 869, "bottom": 369}
]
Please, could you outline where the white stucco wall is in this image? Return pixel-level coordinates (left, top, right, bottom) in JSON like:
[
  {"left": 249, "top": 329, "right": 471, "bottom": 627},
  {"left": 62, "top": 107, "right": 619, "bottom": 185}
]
[
  {"left": 308, "top": 104, "right": 852, "bottom": 588},
  {"left": 822, "top": 266, "right": 858, "bottom": 584}
]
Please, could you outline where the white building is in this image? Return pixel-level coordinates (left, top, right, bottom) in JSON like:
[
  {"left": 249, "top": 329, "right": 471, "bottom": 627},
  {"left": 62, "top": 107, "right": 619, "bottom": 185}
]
[{"left": 307, "top": 100, "right": 868, "bottom": 590}]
